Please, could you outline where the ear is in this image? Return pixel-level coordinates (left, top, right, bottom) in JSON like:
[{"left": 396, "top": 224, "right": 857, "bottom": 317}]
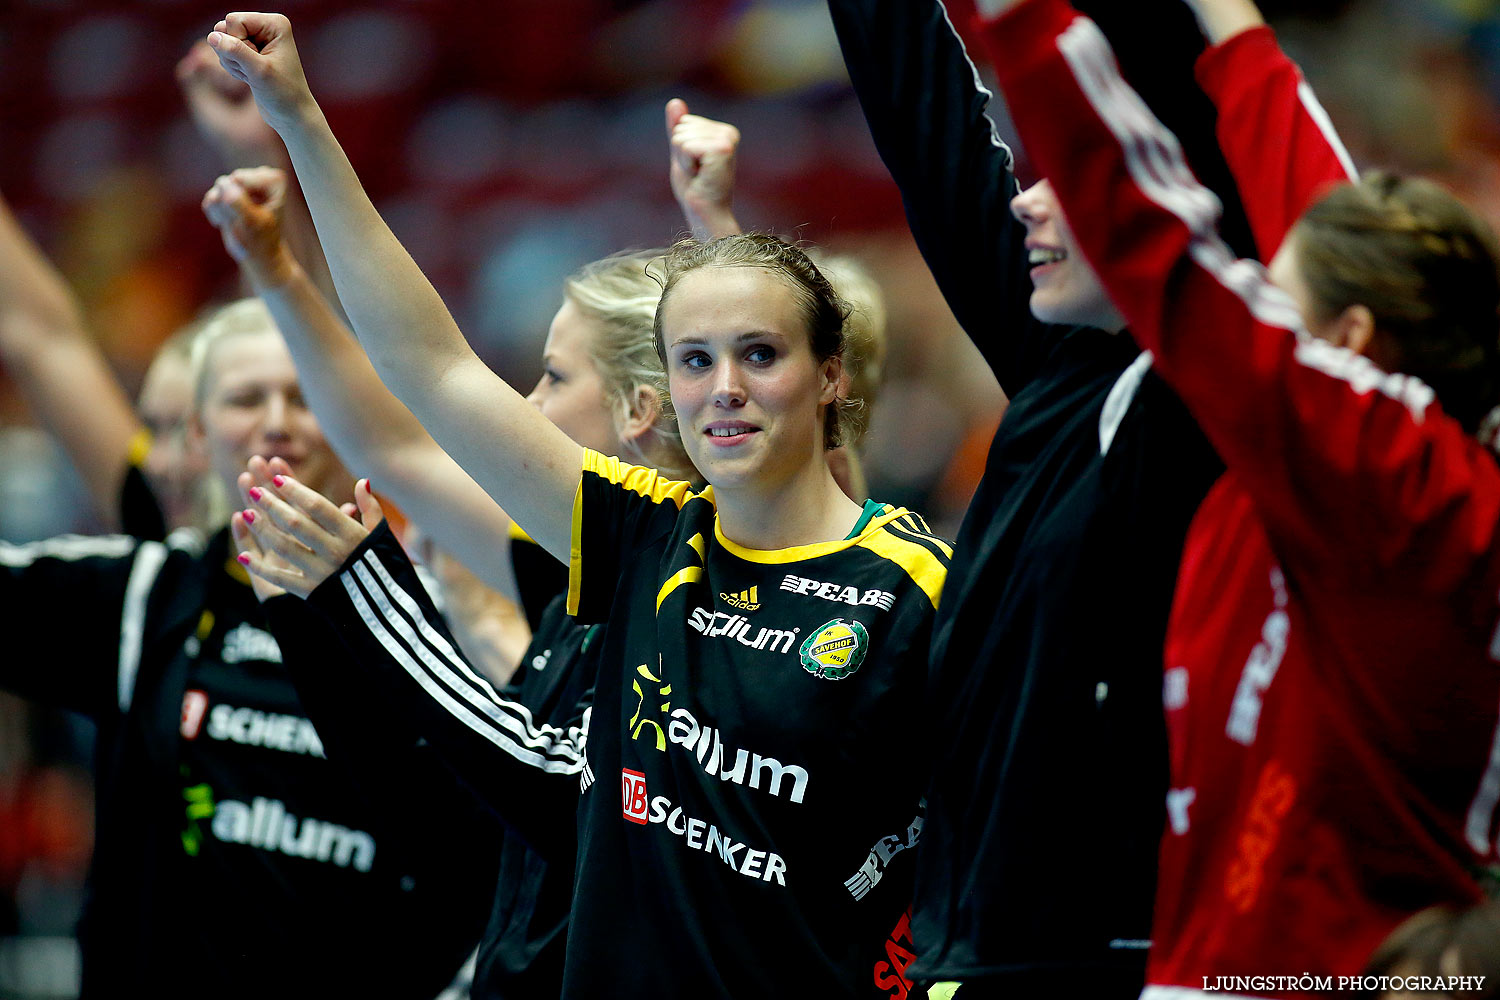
[
  {"left": 1328, "top": 304, "right": 1377, "bottom": 356},
  {"left": 818, "top": 355, "right": 844, "bottom": 407},
  {"left": 618, "top": 385, "right": 662, "bottom": 445},
  {"left": 187, "top": 408, "right": 209, "bottom": 446}
]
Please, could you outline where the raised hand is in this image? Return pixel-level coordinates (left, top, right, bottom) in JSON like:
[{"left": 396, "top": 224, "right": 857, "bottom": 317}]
[
  {"left": 202, "top": 167, "right": 297, "bottom": 286},
  {"left": 1180, "top": 0, "right": 1266, "bottom": 44},
  {"left": 206, "top": 12, "right": 315, "bottom": 134},
  {"left": 666, "top": 98, "right": 743, "bottom": 242},
  {"left": 973, "top": 0, "right": 1028, "bottom": 18},
  {"left": 177, "top": 40, "right": 286, "bottom": 168},
  {"left": 233, "top": 456, "right": 382, "bottom": 599}
]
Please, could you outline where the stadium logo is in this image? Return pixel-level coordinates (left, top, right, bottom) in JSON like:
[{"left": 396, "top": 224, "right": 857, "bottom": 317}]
[
  {"left": 720, "top": 586, "right": 761, "bottom": 611},
  {"left": 780, "top": 574, "right": 894, "bottom": 610},
  {"left": 800, "top": 619, "right": 870, "bottom": 680}
]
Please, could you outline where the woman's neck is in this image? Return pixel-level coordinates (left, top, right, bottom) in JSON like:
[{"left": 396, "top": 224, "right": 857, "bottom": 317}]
[{"left": 712, "top": 462, "right": 865, "bottom": 551}]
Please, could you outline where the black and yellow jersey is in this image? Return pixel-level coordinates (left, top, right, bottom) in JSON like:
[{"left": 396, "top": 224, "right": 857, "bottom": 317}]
[
  {"left": 302, "top": 448, "right": 949, "bottom": 998},
  {"left": 564, "top": 449, "right": 948, "bottom": 998}
]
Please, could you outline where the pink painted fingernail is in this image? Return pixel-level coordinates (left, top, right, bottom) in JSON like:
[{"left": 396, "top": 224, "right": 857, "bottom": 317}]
[
  {"left": 272, "top": 475, "right": 286, "bottom": 488},
  {"left": 248, "top": 487, "right": 263, "bottom": 502},
  {"left": 242, "top": 509, "right": 256, "bottom": 524},
  {"left": 237, "top": 553, "right": 251, "bottom": 566}
]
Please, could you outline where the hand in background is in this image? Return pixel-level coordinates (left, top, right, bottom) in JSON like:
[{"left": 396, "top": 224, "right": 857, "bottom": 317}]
[
  {"left": 233, "top": 455, "right": 381, "bottom": 600},
  {"left": 667, "top": 98, "right": 743, "bottom": 242}
]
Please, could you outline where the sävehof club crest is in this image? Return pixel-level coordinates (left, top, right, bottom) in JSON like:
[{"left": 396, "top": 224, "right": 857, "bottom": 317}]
[{"left": 799, "top": 618, "right": 870, "bottom": 680}]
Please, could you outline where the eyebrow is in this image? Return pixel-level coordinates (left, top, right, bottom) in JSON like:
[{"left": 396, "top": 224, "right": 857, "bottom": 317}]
[{"left": 670, "top": 330, "right": 786, "bottom": 347}]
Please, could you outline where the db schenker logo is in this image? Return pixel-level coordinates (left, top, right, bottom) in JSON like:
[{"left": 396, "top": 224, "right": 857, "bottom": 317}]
[
  {"left": 622, "top": 768, "right": 649, "bottom": 824},
  {"left": 799, "top": 619, "right": 870, "bottom": 680}
]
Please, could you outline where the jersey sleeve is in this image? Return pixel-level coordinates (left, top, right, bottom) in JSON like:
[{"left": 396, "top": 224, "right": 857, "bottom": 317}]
[
  {"left": 979, "top": 0, "right": 1500, "bottom": 598},
  {"left": 296, "top": 520, "right": 591, "bottom": 856},
  {"left": 826, "top": 0, "right": 1070, "bottom": 397},
  {"left": 1195, "top": 24, "right": 1358, "bottom": 259},
  {"left": 0, "top": 533, "right": 167, "bottom": 717},
  {"left": 508, "top": 521, "right": 568, "bottom": 632},
  {"left": 567, "top": 448, "right": 697, "bottom": 624}
]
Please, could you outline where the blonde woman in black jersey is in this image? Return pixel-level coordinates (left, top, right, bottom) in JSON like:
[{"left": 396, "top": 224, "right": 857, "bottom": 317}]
[{"left": 209, "top": 10, "right": 947, "bottom": 997}]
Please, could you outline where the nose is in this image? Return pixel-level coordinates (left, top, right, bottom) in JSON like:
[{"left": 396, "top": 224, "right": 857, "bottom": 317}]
[
  {"left": 710, "top": 358, "right": 745, "bottom": 408},
  {"left": 262, "top": 391, "right": 291, "bottom": 438},
  {"left": 524, "top": 376, "right": 545, "bottom": 411},
  {"left": 1011, "top": 182, "right": 1047, "bottom": 227}
]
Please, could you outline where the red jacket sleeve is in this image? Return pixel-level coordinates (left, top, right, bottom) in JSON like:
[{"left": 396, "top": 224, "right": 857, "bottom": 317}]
[
  {"left": 977, "top": 0, "right": 1500, "bottom": 605},
  {"left": 1195, "top": 25, "right": 1358, "bottom": 259}
]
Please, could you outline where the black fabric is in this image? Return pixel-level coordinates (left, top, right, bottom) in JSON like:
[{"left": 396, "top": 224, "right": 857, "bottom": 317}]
[
  {"left": 565, "top": 457, "right": 945, "bottom": 998},
  {"left": 291, "top": 523, "right": 594, "bottom": 999},
  {"left": 510, "top": 533, "right": 569, "bottom": 633},
  {"left": 826, "top": 0, "right": 1226, "bottom": 988},
  {"left": 305, "top": 469, "right": 949, "bottom": 999},
  {"left": 118, "top": 462, "right": 168, "bottom": 542},
  {"left": 472, "top": 596, "right": 599, "bottom": 1000},
  {"left": 0, "top": 528, "right": 494, "bottom": 998}
]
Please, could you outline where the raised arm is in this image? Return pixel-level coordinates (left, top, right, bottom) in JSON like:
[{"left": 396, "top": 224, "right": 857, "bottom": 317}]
[
  {"left": 977, "top": 0, "right": 1500, "bottom": 590},
  {"left": 201, "top": 166, "right": 527, "bottom": 593},
  {"left": 1187, "top": 0, "right": 1357, "bottom": 258},
  {"left": 0, "top": 195, "right": 144, "bottom": 526},
  {"left": 827, "top": 0, "right": 1058, "bottom": 397},
  {"left": 206, "top": 13, "right": 580, "bottom": 561},
  {"left": 178, "top": 40, "right": 348, "bottom": 325}
]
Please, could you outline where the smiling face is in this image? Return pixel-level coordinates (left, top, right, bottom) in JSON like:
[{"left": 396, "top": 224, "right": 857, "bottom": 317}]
[
  {"left": 659, "top": 265, "right": 838, "bottom": 494},
  {"left": 1011, "top": 178, "right": 1126, "bottom": 332},
  {"left": 525, "top": 298, "right": 624, "bottom": 456},
  {"left": 137, "top": 349, "right": 209, "bottom": 529},
  {"left": 195, "top": 329, "right": 347, "bottom": 503}
]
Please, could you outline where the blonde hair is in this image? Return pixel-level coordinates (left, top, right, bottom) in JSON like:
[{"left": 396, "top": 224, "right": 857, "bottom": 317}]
[
  {"left": 806, "top": 250, "right": 887, "bottom": 446},
  {"left": 188, "top": 297, "right": 282, "bottom": 414},
  {"left": 564, "top": 250, "right": 698, "bottom": 483}
]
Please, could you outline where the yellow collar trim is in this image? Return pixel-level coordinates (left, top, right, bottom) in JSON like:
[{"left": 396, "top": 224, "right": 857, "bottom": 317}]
[{"left": 711, "top": 506, "right": 904, "bottom": 565}]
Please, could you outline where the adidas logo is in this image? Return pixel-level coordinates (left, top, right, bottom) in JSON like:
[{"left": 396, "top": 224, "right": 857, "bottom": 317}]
[{"left": 720, "top": 586, "right": 761, "bottom": 611}]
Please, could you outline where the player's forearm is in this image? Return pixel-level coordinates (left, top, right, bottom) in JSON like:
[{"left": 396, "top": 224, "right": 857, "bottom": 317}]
[
  {"left": 0, "top": 201, "right": 140, "bottom": 521},
  {"left": 273, "top": 106, "right": 475, "bottom": 402},
  {"left": 251, "top": 260, "right": 534, "bottom": 592},
  {"left": 267, "top": 105, "right": 579, "bottom": 560}
]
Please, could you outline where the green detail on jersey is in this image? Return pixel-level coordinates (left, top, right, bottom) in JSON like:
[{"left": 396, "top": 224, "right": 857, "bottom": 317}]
[
  {"left": 799, "top": 619, "right": 870, "bottom": 680},
  {"left": 180, "top": 780, "right": 217, "bottom": 857}
]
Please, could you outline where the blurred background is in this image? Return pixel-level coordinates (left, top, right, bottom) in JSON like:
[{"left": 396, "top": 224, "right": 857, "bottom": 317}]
[{"left": 1, "top": 0, "right": 1498, "bottom": 994}]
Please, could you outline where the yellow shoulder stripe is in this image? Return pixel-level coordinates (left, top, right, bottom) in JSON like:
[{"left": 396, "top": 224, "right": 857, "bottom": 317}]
[
  {"left": 857, "top": 529, "right": 949, "bottom": 609},
  {"left": 583, "top": 449, "right": 697, "bottom": 510},
  {"left": 567, "top": 478, "right": 585, "bottom": 616}
]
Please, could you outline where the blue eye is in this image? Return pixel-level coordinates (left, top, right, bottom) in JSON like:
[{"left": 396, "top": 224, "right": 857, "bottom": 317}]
[
  {"left": 746, "top": 346, "right": 775, "bottom": 364},
  {"left": 681, "top": 352, "right": 711, "bottom": 369}
]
